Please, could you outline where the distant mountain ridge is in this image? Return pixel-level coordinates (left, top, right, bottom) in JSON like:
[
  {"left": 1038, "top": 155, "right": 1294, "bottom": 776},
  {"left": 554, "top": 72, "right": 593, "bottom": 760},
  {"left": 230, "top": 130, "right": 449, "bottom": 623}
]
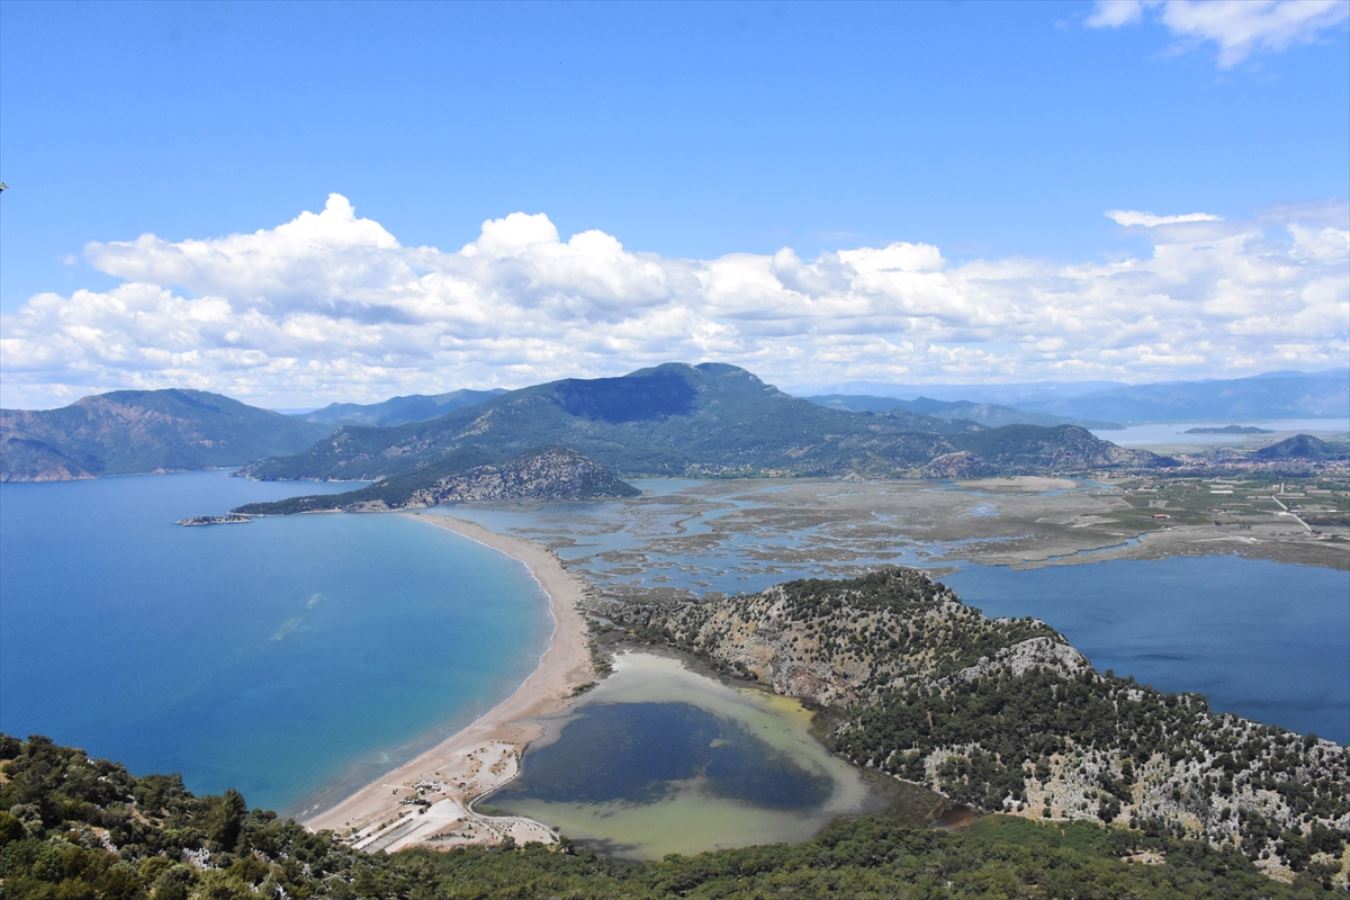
[
  {"left": 807, "top": 394, "right": 1122, "bottom": 430},
  {"left": 0, "top": 390, "right": 333, "bottom": 482},
  {"left": 1030, "top": 371, "right": 1350, "bottom": 424},
  {"left": 241, "top": 363, "right": 1168, "bottom": 484},
  {"left": 808, "top": 369, "right": 1348, "bottom": 424},
  {"left": 1, "top": 364, "right": 1189, "bottom": 486},
  {"left": 298, "top": 388, "right": 506, "bottom": 427}
]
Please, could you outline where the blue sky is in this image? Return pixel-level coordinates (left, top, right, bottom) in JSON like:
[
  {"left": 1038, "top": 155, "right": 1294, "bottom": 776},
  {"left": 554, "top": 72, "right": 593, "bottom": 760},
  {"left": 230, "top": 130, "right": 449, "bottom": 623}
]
[{"left": 1, "top": 0, "right": 1348, "bottom": 407}]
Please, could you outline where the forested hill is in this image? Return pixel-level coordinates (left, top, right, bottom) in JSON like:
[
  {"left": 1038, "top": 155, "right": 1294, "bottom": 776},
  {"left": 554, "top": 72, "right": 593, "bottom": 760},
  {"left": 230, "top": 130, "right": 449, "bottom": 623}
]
[
  {"left": 608, "top": 569, "right": 1350, "bottom": 885},
  {"left": 0, "top": 390, "right": 333, "bottom": 482},
  {"left": 241, "top": 363, "right": 1168, "bottom": 482},
  {"left": 0, "top": 735, "right": 1332, "bottom": 898}
]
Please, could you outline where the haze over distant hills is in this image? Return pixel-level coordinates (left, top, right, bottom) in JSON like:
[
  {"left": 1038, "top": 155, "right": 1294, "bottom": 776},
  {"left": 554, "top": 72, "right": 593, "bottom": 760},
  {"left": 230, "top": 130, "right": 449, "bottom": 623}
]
[
  {"left": 807, "top": 394, "right": 1122, "bottom": 430},
  {"left": 298, "top": 389, "right": 507, "bottom": 428},
  {"left": 809, "top": 369, "right": 1349, "bottom": 425},
  {"left": 1031, "top": 370, "right": 1350, "bottom": 424},
  {"left": 0, "top": 390, "right": 332, "bottom": 482}
]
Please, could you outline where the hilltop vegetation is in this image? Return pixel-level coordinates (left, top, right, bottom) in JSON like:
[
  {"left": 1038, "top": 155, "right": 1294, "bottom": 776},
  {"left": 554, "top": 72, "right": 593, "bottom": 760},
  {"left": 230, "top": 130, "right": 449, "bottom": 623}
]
[
  {"left": 607, "top": 569, "right": 1350, "bottom": 884},
  {"left": 0, "top": 390, "right": 332, "bottom": 482},
  {"left": 242, "top": 363, "right": 1168, "bottom": 483},
  {"left": 0, "top": 735, "right": 1330, "bottom": 898}
]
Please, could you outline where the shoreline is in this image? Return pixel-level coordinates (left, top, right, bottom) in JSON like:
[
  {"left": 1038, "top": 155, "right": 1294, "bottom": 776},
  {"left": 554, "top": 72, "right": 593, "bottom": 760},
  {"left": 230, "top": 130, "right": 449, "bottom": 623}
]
[{"left": 302, "top": 513, "right": 596, "bottom": 852}]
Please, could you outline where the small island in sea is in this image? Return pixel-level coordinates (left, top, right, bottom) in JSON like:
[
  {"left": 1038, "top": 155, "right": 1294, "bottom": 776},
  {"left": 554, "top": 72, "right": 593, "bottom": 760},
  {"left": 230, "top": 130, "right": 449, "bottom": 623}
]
[
  {"left": 176, "top": 513, "right": 253, "bottom": 527},
  {"left": 1184, "top": 424, "right": 1275, "bottom": 434}
]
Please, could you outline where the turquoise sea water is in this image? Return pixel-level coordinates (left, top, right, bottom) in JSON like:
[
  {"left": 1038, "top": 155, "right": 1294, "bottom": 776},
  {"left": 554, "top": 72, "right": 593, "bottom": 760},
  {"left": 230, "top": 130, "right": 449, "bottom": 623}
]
[{"left": 0, "top": 471, "right": 551, "bottom": 814}]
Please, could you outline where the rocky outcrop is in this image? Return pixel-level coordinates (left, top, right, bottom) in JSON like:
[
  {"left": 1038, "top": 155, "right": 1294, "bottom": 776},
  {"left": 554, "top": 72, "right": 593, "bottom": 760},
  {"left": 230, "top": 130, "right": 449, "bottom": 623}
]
[
  {"left": 234, "top": 448, "right": 639, "bottom": 515},
  {"left": 356, "top": 448, "right": 641, "bottom": 509}
]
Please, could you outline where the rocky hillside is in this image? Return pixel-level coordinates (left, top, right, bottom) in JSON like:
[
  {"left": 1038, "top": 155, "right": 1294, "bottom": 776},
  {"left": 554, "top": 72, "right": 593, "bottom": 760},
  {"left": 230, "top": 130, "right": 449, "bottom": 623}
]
[
  {"left": 234, "top": 448, "right": 638, "bottom": 514},
  {"left": 0, "top": 390, "right": 333, "bottom": 482},
  {"left": 608, "top": 570, "right": 1349, "bottom": 884}
]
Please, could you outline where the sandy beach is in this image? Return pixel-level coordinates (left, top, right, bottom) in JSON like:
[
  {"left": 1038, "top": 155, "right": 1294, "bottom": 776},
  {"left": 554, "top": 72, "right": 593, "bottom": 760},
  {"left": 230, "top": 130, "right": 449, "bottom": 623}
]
[{"left": 303, "top": 513, "right": 596, "bottom": 852}]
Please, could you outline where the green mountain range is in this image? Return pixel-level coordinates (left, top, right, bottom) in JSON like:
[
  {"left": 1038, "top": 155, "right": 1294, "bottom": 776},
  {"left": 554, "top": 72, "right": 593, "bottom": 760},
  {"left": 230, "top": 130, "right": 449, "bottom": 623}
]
[
  {"left": 241, "top": 363, "right": 1168, "bottom": 486},
  {"left": 0, "top": 390, "right": 333, "bottom": 482}
]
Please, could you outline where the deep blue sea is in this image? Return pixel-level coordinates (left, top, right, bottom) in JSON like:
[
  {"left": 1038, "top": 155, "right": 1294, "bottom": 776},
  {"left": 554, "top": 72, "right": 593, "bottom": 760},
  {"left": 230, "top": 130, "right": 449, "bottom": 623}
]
[{"left": 0, "top": 471, "right": 551, "bottom": 814}]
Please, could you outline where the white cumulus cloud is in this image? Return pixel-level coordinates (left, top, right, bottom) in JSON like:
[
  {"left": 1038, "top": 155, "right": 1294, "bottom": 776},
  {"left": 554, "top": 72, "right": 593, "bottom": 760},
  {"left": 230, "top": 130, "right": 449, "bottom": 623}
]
[
  {"left": 1, "top": 194, "right": 1347, "bottom": 409},
  {"left": 1086, "top": 0, "right": 1350, "bottom": 67}
]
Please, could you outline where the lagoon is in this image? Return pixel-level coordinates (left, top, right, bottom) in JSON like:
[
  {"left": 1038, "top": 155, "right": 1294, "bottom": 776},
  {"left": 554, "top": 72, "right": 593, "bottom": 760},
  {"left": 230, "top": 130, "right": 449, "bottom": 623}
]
[{"left": 483, "top": 652, "right": 881, "bottom": 859}]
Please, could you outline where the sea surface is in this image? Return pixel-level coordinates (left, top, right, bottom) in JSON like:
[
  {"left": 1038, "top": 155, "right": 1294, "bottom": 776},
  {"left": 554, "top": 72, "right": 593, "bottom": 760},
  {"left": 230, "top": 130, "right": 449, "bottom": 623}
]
[{"left": 0, "top": 471, "right": 551, "bottom": 814}]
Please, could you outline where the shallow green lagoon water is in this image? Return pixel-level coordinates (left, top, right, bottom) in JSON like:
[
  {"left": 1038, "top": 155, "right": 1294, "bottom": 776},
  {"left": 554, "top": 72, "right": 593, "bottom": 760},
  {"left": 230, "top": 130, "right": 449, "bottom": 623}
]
[{"left": 483, "top": 652, "right": 874, "bottom": 859}]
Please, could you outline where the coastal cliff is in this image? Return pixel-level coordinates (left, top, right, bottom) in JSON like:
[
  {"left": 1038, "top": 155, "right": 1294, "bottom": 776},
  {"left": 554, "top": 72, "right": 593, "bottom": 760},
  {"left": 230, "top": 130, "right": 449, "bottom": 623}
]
[{"left": 608, "top": 569, "right": 1350, "bottom": 883}]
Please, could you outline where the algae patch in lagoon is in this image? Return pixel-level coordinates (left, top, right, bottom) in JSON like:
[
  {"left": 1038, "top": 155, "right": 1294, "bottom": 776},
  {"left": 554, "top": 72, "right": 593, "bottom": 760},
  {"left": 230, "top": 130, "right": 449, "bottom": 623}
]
[{"left": 482, "top": 652, "right": 876, "bottom": 859}]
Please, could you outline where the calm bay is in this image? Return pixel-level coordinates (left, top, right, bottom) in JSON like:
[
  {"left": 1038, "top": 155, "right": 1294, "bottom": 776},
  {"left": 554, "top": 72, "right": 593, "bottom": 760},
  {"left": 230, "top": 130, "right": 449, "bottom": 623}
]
[{"left": 0, "top": 471, "right": 551, "bottom": 814}]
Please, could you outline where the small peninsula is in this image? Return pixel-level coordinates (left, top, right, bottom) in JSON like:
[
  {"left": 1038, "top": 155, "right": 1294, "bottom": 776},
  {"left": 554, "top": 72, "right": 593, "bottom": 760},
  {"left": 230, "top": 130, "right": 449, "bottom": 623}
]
[
  {"left": 1184, "top": 425, "right": 1274, "bottom": 434},
  {"left": 233, "top": 448, "right": 639, "bottom": 515}
]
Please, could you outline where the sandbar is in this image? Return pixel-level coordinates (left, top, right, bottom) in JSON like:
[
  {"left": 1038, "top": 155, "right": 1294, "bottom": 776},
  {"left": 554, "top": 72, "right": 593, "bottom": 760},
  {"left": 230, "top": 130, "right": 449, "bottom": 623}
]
[{"left": 302, "top": 513, "right": 595, "bottom": 851}]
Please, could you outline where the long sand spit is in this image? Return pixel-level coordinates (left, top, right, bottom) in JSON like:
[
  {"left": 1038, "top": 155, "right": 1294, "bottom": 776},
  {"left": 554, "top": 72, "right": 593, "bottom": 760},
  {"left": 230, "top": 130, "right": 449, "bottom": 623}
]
[{"left": 303, "top": 513, "right": 595, "bottom": 852}]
